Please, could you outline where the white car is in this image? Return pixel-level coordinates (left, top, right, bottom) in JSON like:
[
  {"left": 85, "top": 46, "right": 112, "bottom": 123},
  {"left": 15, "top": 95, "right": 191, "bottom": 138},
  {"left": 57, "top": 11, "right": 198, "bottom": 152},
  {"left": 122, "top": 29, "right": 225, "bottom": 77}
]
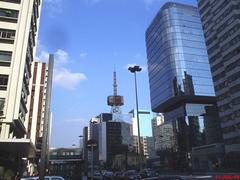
[{"left": 21, "top": 176, "right": 65, "bottom": 180}]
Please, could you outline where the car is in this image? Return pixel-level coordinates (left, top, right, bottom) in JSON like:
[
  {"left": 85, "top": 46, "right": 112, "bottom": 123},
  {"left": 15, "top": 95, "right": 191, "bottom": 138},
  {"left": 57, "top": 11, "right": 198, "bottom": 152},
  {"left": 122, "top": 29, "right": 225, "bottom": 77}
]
[
  {"left": 93, "top": 171, "right": 103, "bottom": 180},
  {"left": 124, "top": 170, "right": 141, "bottom": 180},
  {"left": 102, "top": 171, "right": 114, "bottom": 179},
  {"left": 21, "top": 176, "right": 65, "bottom": 180},
  {"left": 114, "top": 171, "right": 125, "bottom": 179},
  {"left": 143, "top": 175, "right": 213, "bottom": 180},
  {"left": 140, "top": 168, "right": 158, "bottom": 178}
]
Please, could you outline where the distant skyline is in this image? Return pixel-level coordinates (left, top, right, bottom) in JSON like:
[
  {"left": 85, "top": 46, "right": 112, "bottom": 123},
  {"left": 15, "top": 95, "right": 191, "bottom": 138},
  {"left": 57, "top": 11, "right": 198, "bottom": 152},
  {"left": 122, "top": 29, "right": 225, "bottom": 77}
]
[{"left": 38, "top": 0, "right": 197, "bottom": 147}]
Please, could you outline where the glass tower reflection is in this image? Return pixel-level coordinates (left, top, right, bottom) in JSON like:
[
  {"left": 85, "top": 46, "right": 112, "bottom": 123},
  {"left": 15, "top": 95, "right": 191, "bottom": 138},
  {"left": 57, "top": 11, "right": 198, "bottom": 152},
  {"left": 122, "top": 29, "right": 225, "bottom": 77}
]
[
  {"left": 146, "top": 2, "right": 215, "bottom": 111},
  {"left": 146, "top": 3, "right": 223, "bottom": 170}
]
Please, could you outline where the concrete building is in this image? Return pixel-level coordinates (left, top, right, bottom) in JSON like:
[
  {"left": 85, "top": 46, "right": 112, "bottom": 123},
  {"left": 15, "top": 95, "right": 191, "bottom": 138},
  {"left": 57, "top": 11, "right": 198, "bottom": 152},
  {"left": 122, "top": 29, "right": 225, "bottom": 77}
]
[
  {"left": 27, "top": 62, "right": 52, "bottom": 163},
  {"left": 99, "top": 121, "right": 133, "bottom": 168},
  {"left": 132, "top": 136, "right": 155, "bottom": 159},
  {"left": 151, "top": 113, "right": 164, "bottom": 150},
  {"left": 49, "top": 148, "right": 83, "bottom": 180},
  {"left": 152, "top": 114, "right": 176, "bottom": 151},
  {"left": 151, "top": 113, "right": 164, "bottom": 129},
  {"left": 146, "top": 2, "right": 223, "bottom": 170},
  {"left": 152, "top": 121, "right": 175, "bottom": 151},
  {"left": 142, "top": 136, "right": 155, "bottom": 159},
  {"left": 86, "top": 113, "right": 133, "bottom": 170},
  {"left": 88, "top": 118, "right": 100, "bottom": 167},
  {"left": 0, "top": 0, "right": 42, "bottom": 176},
  {"left": 87, "top": 113, "right": 113, "bottom": 168},
  {"left": 197, "top": 0, "right": 240, "bottom": 154}
]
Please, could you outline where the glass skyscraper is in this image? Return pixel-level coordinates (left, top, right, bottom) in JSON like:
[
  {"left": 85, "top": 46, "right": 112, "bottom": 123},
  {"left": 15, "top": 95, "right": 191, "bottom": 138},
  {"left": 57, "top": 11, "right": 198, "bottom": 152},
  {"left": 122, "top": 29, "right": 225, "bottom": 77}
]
[
  {"left": 146, "top": 2, "right": 223, "bottom": 170},
  {"left": 146, "top": 2, "right": 215, "bottom": 112}
]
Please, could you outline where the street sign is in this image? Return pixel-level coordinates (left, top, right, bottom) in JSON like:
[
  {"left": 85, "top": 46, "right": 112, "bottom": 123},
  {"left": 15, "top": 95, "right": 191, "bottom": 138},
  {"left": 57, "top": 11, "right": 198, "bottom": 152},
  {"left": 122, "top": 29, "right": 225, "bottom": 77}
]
[{"left": 86, "top": 139, "right": 97, "bottom": 151}]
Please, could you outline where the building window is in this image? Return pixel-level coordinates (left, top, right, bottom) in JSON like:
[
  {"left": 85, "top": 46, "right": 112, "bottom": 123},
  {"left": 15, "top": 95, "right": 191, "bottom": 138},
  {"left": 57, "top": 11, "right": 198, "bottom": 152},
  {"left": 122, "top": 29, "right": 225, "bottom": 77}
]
[
  {"left": 0, "top": 98, "right": 5, "bottom": 116},
  {"left": 0, "top": 29, "right": 15, "bottom": 43},
  {"left": 0, "top": 50, "right": 12, "bottom": 64},
  {"left": 0, "top": 0, "right": 21, "bottom": 3},
  {"left": 0, "top": 75, "right": 8, "bottom": 90},
  {"left": 0, "top": 8, "right": 18, "bottom": 22},
  {"left": 0, "top": 51, "right": 12, "bottom": 61},
  {"left": 0, "top": 51, "right": 12, "bottom": 67}
]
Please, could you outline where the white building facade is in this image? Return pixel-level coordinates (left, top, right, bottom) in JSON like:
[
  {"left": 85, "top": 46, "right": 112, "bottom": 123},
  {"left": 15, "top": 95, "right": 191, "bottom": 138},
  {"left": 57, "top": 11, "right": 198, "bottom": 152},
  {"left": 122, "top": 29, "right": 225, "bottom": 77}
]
[{"left": 0, "top": 0, "right": 42, "bottom": 176}]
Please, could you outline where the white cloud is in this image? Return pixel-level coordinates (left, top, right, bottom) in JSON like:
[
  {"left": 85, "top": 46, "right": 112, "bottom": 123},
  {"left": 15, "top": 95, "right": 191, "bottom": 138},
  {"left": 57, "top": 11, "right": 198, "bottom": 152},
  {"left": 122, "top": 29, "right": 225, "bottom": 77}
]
[
  {"left": 36, "top": 49, "right": 87, "bottom": 90},
  {"left": 55, "top": 49, "right": 69, "bottom": 66},
  {"left": 54, "top": 68, "right": 87, "bottom": 90},
  {"left": 36, "top": 49, "right": 69, "bottom": 66},
  {"left": 36, "top": 50, "right": 49, "bottom": 62}
]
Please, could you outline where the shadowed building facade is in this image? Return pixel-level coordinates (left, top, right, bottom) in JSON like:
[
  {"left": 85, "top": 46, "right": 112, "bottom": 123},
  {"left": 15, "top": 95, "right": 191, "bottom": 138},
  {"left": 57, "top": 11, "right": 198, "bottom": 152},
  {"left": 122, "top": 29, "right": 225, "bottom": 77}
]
[
  {"left": 146, "top": 2, "right": 223, "bottom": 171},
  {"left": 197, "top": 0, "right": 240, "bottom": 155}
]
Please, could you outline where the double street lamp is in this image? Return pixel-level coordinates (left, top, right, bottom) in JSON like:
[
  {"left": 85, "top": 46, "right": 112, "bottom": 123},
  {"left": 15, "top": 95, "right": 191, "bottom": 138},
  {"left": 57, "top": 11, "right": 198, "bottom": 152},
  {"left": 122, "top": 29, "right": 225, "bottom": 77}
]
[{"left": 128, "top": 65, "right": 142, "bottom": 171}]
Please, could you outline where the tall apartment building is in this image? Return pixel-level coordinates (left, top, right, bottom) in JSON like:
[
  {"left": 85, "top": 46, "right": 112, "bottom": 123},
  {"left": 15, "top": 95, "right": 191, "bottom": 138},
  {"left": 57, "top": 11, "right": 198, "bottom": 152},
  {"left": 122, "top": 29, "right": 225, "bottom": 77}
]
[
  {"left": 0, "top": 0, "right": 42, "bottom": 175},
  {"left": 146, "top": 2, "right": 223, "bottom": 170},
  {"left": 27, "top": 61, "right": 53, "bottom": 164},
  {"left": 151, "top": 113, "right": 164, "bottom": 150},
  {"left": 133, "top": 136, "right": 155, "bottom": 159},
  {"left": 197, "top": 0, "right": 240, "bottom": 154},
  {"left": 152, "top": 117, "right": 175, "bottom": 152}
]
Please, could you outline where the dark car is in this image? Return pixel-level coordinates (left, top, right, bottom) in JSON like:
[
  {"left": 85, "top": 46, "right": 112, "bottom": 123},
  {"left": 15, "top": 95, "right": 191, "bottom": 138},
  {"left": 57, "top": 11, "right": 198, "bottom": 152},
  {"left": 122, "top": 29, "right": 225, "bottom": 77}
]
[
  {"left": 143, "top": 175, "right": 214, "bottom": 180},
  {"left": 114, "top": 171, "right": 125, "bottom": 179},
  {"left": 124, "top": 170, "right": 141, "bottom": 180},
  {"left": 140, "top": 168, "right": 158, "bottom": 178}
]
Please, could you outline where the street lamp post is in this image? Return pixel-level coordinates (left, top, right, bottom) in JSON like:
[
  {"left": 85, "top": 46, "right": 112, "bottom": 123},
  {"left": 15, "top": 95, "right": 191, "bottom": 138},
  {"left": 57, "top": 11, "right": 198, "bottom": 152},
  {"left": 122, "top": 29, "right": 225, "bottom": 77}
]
[
  {"left": 86, "top": 139, "right": 97, "bottom": 180},
  {"left": 128, "top": 65, "right": 142, "bottom": 171},
  {"left": 77, "top": 135, "right": 84, "bottom": 179}
]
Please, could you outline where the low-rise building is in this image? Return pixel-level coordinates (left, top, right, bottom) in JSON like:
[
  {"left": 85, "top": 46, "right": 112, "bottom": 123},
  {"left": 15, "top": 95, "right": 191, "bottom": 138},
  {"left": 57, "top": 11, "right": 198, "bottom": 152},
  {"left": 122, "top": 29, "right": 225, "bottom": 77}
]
[{"left": 49, "top": 148, "right": 83, "bottom": 180}]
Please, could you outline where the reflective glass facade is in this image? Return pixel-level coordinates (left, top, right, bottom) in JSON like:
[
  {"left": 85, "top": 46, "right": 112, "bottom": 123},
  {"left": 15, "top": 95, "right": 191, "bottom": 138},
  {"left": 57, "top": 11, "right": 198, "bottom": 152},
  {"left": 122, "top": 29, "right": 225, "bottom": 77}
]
[
  {"left": 146, "top": 2, "right": 215, "bottom": 112},
  {"left": 146, "top": 3, "right": 223, "bottom": 170}
]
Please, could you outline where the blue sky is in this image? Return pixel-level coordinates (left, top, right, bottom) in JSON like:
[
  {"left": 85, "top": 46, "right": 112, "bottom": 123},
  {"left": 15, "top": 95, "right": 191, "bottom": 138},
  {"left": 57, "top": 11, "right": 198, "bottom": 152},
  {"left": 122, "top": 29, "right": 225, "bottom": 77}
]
[{"left": 38, "top": 0, "right": 197, "bottom": 147}]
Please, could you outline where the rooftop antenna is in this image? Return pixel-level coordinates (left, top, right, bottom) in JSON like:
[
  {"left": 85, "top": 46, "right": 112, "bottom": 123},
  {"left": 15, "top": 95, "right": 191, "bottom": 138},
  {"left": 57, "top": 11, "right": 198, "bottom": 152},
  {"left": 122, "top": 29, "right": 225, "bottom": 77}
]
[{"left": 107, "top": 67, "right": 124, "bottom": 120}]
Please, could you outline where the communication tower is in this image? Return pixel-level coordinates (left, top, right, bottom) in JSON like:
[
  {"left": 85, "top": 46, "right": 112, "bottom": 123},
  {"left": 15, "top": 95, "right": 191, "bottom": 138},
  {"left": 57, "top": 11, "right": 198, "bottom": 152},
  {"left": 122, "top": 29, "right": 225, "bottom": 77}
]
[{"left": 107, "top": 70, "right": 124, "bottom": 117}]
